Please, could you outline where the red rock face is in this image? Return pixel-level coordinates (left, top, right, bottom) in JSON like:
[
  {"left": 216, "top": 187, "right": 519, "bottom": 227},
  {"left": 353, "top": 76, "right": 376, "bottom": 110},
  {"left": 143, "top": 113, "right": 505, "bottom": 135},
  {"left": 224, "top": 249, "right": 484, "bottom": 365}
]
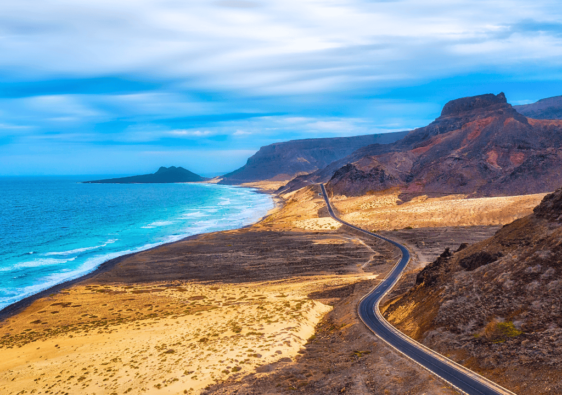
[{"left": 324, "top": 93, "right": 562, "bottom": 198}]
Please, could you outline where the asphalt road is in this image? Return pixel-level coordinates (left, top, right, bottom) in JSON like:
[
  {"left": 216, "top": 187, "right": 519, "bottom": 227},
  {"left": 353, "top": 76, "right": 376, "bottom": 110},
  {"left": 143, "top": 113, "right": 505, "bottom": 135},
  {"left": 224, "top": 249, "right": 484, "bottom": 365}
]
[{"left": 320, "top": 184, "right": 515, "bottom": 395}]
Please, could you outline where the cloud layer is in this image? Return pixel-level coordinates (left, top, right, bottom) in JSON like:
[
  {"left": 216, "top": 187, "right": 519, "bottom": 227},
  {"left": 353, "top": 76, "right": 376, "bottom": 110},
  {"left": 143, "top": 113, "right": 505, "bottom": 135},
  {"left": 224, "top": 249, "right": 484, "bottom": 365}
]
[{"left": 1, "top": 0, "right": 562, "bottom": 174}]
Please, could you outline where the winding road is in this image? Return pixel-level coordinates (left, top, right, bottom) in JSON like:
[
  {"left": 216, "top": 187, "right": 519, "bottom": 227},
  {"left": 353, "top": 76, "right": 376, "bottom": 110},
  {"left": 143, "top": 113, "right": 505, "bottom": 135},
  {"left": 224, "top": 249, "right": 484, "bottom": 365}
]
[{"left": 320, "top": 184, "right": 516, "bottom": 395}]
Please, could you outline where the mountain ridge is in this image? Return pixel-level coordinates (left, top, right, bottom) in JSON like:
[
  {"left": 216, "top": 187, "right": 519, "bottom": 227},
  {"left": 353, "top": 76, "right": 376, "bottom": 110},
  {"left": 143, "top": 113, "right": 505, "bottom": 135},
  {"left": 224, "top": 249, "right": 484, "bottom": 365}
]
[
  {"left": 219, "top": 131, "right": 408, "bottom": 184},
  {"left": 281, "top": 92, "right": 562, "bottom": 198},
  {"left": 515, "top": 95, "right": 562, "bottom": 120}
]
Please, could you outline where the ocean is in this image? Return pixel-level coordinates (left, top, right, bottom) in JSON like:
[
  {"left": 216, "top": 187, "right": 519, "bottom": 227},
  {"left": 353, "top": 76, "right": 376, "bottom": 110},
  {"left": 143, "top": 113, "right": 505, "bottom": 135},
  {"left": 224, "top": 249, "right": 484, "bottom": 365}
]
[{"left": 0, "top": 177, "right": 274, "bottom": 311}]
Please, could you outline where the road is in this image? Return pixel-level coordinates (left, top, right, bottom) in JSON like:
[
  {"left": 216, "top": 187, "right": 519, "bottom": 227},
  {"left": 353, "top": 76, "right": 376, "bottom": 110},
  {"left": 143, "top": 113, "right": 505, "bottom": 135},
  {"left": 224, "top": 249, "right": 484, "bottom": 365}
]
[{"left": 320, "top": 184, "right": 516, "bottom": 395}]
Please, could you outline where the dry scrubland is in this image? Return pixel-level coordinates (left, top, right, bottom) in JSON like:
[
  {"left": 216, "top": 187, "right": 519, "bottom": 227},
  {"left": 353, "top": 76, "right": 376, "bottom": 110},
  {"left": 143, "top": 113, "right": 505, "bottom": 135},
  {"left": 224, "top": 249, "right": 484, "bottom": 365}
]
[
  {"left": 327, "top": 188, "right": 546, "bottom": 231},
  {"left": 0, "top": 184, "right": 545, "bottom": 394}
]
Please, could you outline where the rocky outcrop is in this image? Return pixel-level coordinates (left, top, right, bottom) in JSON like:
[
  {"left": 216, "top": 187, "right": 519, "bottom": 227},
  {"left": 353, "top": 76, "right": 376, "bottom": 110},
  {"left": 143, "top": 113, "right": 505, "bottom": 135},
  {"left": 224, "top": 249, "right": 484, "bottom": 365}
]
[
  {"left": 458, "top": 251, "right": 503, "bottom": 271},
  {"left": 415, "top": 248, "right": 453, "bottom": 287},
  {"left": 285, "top": 93, "right": 562, "bottom": 198},
  {"left": 515, "top": 95, "right": 562, "bottom": 120},
  {"left": 383, "top": 187, "right": 562, "bottom": 392},
  {"left": 85, "top": 166, "right": 207, "bottom": 183},
  {"left": 326, "top": 160, "right": 401, "bottom": 196},
  {"left": 533, "top": 187, "right": 562, "bottom": 221},
  {"left": 219, "top": 132, "right": 407, "bottom": 184},
  {"left": 440, "top": 92, "right": 507, "bottom": 117}
]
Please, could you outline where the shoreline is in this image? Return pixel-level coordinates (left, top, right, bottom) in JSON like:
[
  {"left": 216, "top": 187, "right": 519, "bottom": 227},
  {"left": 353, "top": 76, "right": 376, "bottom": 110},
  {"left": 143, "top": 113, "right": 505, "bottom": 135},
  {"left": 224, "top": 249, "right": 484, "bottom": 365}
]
[{"left": 0, "top": 185, "right": 281, "bottom": 322}]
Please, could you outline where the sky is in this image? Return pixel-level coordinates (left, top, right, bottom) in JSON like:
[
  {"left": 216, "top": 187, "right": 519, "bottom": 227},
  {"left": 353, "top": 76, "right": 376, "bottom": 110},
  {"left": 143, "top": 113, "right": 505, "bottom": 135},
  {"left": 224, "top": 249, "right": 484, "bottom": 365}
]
[{"left": 1, "top": 0, "right": 562, "bottom": 176}]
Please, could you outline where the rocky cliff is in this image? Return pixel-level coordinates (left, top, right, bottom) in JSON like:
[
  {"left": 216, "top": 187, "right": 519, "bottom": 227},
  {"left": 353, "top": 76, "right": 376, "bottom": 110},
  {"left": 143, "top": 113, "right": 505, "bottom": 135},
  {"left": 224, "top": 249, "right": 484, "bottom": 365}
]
[
  {"left": 85, "top": 166, "right": 207, "bottom": 183},
  {"left": 383, "top": 188, "right": 562, "bottom": 393},
  {"left": 219, "top": 132, "right": 408, "bottom": 184},
  {"left": 515, "top": 95, "right": 562, "bottom": 120},
  {"left": 283, "top": 93, "right": 562, "bottom": 198}
]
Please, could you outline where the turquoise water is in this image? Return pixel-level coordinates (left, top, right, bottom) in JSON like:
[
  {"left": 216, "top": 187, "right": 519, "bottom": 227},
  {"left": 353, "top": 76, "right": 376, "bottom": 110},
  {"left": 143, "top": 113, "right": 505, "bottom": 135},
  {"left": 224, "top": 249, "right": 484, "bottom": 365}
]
[{"left": 0, "top": 177, "right": 274, "bottom": 310}]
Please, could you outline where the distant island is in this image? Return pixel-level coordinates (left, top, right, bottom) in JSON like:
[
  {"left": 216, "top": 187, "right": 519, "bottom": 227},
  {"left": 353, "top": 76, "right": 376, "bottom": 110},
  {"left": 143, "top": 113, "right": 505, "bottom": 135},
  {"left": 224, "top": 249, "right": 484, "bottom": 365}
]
[{"left": 84, "top": 166, "right": 208, "bottom": 184}]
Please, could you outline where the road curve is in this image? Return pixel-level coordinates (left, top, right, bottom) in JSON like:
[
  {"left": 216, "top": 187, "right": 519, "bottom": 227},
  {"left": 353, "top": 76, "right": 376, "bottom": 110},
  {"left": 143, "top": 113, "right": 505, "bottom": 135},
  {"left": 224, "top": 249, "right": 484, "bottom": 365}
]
[{"left": 320, "top": 184, "right": 515, "bottom": 395}]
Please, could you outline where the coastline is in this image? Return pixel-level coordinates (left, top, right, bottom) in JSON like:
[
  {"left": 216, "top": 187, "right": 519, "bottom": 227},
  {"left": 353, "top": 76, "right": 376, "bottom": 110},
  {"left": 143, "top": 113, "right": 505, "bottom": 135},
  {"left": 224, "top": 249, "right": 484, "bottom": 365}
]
[
  {"left": 0, "top": 233, "right": 203, "bottom": 321},
  {"left": 0, "top": 184, "right": 280, "bottom": 323},
  {"left": 0, "top": 182, "right": 550, "bottom": 395},
  {"left": 0, "top": 183, "right": 459, "bottom": 395}
]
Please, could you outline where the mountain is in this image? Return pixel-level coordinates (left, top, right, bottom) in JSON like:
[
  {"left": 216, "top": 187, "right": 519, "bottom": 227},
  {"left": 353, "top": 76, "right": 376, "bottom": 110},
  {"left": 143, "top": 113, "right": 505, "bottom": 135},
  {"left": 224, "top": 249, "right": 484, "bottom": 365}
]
[
  {"left": 85, "top": 166, "right": 207, "bottom": 184},
  {"left": 515, "top": 95, "right": 562, "bottom": 120},
  {"left": 282, "top": 93, "right": 562, "bottom": 198},
  {"left": 218, "top": 132, "right": 408, "bottom": 184},
  {"left": 382, "top": 187, "right": 562, "bottom": 392}
]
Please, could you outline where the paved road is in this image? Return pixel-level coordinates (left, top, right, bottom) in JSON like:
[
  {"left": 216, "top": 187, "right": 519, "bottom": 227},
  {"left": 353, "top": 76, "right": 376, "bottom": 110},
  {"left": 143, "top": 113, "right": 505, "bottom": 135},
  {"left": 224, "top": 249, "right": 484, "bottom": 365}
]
[{"left": 320, "top": 184, "right": 515, "bottom": 395}]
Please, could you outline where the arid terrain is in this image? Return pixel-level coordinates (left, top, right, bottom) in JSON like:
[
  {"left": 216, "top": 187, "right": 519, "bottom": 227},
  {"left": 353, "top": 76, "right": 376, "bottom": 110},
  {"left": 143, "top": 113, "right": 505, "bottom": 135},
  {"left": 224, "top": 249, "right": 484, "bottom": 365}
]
[
  {"left": 329, "top": 188, "right": 546, "bottom": 231},
  {"left": 382, "top": 187, "right": 562, "bottom": 394},
  {"left": 0, "top": 184, "right": 550, "bottom": 394}
]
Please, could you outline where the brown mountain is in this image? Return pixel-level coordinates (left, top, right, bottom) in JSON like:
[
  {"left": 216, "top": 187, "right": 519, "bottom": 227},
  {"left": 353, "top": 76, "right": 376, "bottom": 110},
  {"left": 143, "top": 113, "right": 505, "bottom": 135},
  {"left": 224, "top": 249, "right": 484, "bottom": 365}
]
[
  {"left": 282, "top": 93, "right": 562, "bottom": 198},
  {"left": 515, "top": 95, "right": 562, "bottom": 120},
  {"left": 382, "top": 187, "right": 562, "bottom": 393},
  {"left": 218, "top": 132, "right": 408, "bottom": 184}
]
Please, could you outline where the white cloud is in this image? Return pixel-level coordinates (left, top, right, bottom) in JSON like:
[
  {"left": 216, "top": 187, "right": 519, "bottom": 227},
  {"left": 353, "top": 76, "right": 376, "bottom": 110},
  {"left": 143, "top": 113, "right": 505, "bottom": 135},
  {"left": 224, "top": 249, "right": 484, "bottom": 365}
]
[
  {"left": 168, "top": 130, "right": 213, "bottom": 137},
  {"left": 233, "top": 130, "right": 251, "bottom": 136},
  {"left": 0, "top": 0, "right": 560, "bottom": 95}
]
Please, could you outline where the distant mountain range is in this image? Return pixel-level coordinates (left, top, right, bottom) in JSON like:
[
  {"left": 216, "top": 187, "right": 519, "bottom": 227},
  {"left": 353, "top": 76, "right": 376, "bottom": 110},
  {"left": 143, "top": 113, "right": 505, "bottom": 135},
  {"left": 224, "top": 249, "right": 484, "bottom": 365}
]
[
  {"left": 515, "top": 95, "right": 562, "bottom": 120},
  {"left": 84, "top": 93, "right": 562, "bottom": 195},
  {"left": 85, "top": 166, "right": 207, "bottom": 184},
  {"left": 218, "top": 132, "right": 408, "bottom": 184},
  {"left": 279, "top": 93, "right": 562, "bottom": 198}
]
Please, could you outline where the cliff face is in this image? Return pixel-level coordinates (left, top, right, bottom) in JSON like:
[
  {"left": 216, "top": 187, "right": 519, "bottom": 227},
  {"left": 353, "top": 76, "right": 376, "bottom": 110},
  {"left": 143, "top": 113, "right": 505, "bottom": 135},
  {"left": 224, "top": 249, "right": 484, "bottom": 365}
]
[
  {"left": 326, "top": 159, "right": 402, "bottom": 196},
  {"left": 218, "top": 132, "right": 408, "bottom": 184},
  {"left": 383, "top": 188, "right": 562, "bottom": 392},
  {"left": 515, "top": 96, "right": 562, "bottom": 120},
  {"left": 85, "top": 166, "right": 207, "bottom": 183},
  {"left": 314, "top": 93, "right": 562, "bottom": 198}
]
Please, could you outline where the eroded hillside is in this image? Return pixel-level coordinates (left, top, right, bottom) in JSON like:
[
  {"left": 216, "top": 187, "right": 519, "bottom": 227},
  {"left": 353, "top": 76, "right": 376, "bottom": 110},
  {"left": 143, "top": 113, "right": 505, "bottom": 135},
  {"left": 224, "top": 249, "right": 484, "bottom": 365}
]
[{"left": 382, "top": 187, "right": 562, "bottom": 394}]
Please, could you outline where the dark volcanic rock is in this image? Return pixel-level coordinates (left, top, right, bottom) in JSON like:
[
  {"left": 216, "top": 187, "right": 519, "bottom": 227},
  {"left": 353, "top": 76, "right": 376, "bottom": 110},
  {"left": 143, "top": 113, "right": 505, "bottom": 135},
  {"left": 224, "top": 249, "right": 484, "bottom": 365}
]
[
  {"left": 219, "top": 132, "right": 407, "bottom": 184},
  {"left": 85, "top": 166, "right": 207, "bottom": 184},
  {"left": 326, "top": 161, "right": 401, "bottom": 196},
  {"left": 533, "top": 187, "right": 562, "bottom": 221},
  {"left": 440, "top": 92, "right": 507, "bottom": 117},
  {"left": 458, "top": 251, "right": 503, "bottom": 271},
  {"left": 415, "top": 248, "right": 452, "bottom": 286},
  {"left": 285, "top": 92, "right": 562, "bottom": 197},
  {"left": 515, "top": 95, "right": 562, "bottom": 120}
]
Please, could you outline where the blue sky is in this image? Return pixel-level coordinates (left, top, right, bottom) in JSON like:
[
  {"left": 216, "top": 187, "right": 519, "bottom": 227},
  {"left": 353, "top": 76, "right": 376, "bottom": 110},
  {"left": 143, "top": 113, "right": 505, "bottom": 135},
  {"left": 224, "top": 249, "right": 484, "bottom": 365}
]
[{"left": 1, "top": 0, "right": 562, "bottom": 176}]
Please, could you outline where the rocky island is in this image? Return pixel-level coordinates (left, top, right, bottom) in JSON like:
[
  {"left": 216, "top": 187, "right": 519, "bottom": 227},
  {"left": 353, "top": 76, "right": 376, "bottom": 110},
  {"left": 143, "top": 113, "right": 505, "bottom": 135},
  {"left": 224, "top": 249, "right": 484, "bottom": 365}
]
[{"left": 85, "top": 166, "right": 208, "bottom": 184}]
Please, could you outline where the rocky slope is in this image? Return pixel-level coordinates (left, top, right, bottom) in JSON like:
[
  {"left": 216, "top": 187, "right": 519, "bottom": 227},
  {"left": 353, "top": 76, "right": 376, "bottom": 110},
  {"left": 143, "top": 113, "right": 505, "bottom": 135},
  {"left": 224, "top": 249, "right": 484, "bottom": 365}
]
[
  {"left": 383, "top": 187, "right": 562, "bottom": 394},
  {"left": 283, "top": 93, "right": 562, "bottom": 198},
  {"left": 515, "top": 95, "right": 562, "bottom": 120},
  {"left": 85, "top": 166, "right": 207, "bottom": 183},
  {"left": 219, "top": 132, "right": 407, "bottom": 184}
]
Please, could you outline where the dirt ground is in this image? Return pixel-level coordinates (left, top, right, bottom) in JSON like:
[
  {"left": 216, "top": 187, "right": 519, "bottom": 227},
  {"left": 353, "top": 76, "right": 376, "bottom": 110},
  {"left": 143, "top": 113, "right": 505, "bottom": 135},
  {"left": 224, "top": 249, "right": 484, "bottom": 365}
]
[{"left": 0, "top": 185, "right": 531, "bottom": 395}]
